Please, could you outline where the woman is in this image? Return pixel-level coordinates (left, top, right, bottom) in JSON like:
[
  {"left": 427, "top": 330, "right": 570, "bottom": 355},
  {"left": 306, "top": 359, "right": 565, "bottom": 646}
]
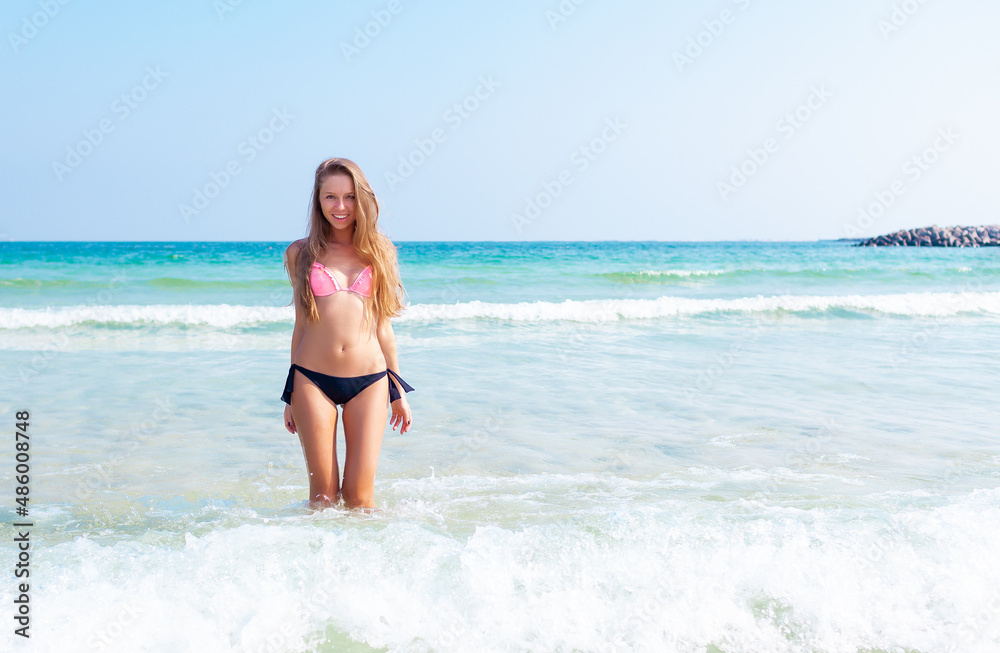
[{"left": 281, "top": 157, "right": 414, "bottom": 509}]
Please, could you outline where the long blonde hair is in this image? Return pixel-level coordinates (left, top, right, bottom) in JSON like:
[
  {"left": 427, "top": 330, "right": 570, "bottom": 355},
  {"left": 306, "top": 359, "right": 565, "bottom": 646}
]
[{"left": 286, "top": 157, "right": 405, "bottom": 331}]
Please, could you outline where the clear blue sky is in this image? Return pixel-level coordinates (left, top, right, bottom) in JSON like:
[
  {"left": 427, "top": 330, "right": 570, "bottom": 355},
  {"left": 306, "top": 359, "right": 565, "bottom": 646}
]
[{"left": 3, "top": 0, "right": 998, "bottom": 242}]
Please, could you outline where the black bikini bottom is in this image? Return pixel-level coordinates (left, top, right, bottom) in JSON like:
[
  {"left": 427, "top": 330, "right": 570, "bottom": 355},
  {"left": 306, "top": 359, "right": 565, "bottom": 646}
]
[{"left": 280, "top": 364, "right": 414, "bottom": 406}]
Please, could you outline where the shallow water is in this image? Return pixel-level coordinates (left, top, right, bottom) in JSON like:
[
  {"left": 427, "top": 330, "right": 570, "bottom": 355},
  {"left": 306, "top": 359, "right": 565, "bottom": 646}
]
[{"left": 1, "top": 241, "right": 999, "bottom": 651}]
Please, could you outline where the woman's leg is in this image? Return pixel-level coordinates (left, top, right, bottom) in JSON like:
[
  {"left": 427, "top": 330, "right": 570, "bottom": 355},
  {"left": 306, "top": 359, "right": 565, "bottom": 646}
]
[
  {"left": 290, "top": 369, "right": 341, "bottom": 506},
  {"left": 340, "top": 375, "right": 390, "bottom": 509}
]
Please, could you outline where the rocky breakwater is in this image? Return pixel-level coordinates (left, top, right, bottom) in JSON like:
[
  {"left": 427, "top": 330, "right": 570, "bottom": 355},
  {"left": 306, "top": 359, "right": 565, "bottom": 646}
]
[{"left": 857, "top": 225, "right": 1000, "bottom": 247}]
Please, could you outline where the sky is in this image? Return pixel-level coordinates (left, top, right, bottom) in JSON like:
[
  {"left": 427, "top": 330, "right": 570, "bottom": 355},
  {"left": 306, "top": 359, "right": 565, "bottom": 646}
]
[{"left": 2, "top": 0, "right": 999, "bottom": 242}]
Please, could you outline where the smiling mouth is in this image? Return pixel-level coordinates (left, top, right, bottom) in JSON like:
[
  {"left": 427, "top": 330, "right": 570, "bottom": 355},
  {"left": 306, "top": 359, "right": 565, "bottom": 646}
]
[{"left": 332, "top": 214, "right": 349, "bottom": 220}]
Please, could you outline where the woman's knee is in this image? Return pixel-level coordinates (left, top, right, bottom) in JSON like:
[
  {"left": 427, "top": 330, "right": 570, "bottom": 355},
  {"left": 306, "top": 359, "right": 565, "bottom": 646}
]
[{"left": 340, "top": 482, "right": 373, "bottom": 508}]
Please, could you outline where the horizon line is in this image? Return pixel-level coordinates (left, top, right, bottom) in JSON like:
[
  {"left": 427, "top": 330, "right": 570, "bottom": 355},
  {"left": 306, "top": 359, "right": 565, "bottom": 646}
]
[{"left": 0, "top": 238, "right": 864, "bottom": 244}]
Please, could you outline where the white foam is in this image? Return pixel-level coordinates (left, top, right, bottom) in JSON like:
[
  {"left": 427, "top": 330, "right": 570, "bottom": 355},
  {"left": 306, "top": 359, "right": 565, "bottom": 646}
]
[
  {"left": 2, "top": 290, "right": 1000, "bottom": 329},
  {"left": 0, "top": 304, "right": 291, "bottom": 329},
  {"left": 398, "top": 290, "right": 1000, "bottom": 322},
  {"left": 7, "top": 478, "right": 1000, "bottom": 652}
]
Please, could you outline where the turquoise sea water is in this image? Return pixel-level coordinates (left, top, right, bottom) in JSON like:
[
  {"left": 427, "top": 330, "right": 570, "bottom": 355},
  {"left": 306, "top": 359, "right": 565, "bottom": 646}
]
[{"left": 1, "top": 241, "right": 999, "bottom": 652}]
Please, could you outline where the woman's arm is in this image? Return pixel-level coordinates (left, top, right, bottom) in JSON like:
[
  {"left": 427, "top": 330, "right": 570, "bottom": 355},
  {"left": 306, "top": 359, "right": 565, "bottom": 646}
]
[
  {"left": 376, "top": 317, "right": 402, "bottom": 394},
  {"left": 377, "top": 316, "right": 413, "bottom": 433},
  {"left": 286, "top": 241, "right": 305, "bottom": 363},
  {"left": 283, "top": 241, "right": 304, "bottom": 434}
]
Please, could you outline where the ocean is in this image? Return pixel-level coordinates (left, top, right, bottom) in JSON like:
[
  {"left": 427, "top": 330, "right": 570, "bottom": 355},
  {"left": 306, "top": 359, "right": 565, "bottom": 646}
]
[{"left": 1, "top": 240, "right": 999, "bottom": 652}]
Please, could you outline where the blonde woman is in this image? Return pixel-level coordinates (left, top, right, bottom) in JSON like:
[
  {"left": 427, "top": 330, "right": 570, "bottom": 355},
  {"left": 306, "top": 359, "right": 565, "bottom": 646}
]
[{"left": 281, "top": 157, "right": 414, "bottom": 509}]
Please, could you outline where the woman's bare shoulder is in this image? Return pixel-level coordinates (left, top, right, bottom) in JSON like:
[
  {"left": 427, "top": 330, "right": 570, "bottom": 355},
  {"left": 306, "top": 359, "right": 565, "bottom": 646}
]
[{"left": 285, "top": 239, "right": 307, "bottom": 261}]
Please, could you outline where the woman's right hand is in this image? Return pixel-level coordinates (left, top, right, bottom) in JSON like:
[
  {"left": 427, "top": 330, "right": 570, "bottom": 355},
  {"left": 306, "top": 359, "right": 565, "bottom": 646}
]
[{"left": 284, "top": 404, "right": 296, "bottom": 434}]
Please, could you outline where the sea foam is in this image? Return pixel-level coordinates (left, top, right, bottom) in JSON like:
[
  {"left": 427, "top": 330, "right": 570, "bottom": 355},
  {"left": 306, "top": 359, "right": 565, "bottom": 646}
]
[
  {"left": 3, "top": 290, "right": 1000, "bottom": 329},
  {"left": 7, "top": 476, "right": 1000, "bottom": 653}
]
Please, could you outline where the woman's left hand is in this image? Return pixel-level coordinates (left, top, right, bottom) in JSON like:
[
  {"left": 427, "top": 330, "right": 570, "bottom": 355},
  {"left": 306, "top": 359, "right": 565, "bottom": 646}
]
[{"left": 389, "top": 397, "right": 412, "bottom": 434}]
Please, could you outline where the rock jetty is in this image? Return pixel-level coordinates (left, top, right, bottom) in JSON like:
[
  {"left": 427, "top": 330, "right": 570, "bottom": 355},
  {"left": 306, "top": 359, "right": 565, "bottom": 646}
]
[{"left": 857, "top": 225, "right": 1000, "bottom": 247}]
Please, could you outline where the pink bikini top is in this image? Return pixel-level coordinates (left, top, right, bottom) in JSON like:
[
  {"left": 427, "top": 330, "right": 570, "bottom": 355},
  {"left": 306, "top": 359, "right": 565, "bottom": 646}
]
[{"left": 310, "top": 262, "right": 373, "bottom": 298}]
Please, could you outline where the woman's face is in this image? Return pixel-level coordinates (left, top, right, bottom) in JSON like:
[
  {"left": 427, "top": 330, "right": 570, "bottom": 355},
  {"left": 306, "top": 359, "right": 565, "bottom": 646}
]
[{"left": 318, "top": 173, "right": 357, "bottom": 232}]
